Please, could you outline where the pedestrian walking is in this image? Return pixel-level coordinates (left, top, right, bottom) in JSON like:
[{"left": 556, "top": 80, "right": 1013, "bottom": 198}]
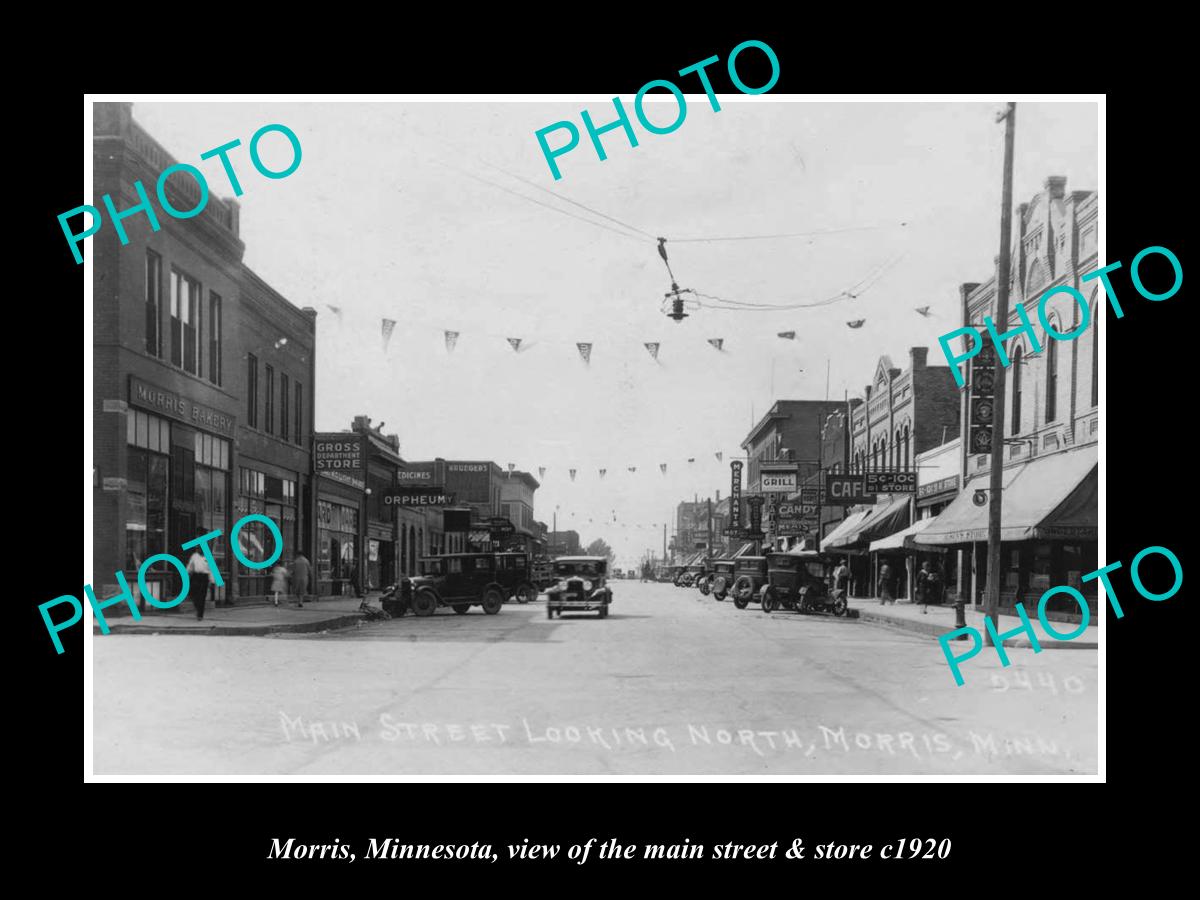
[
  {"left": 878, "top": 561, "right": 896, "bottom": 605},
  {"left": 833, "top": 558, "right": 849, "bottom": 595},
  {"left": 916, "top": 559, "right": 933, "bottom": 614},
  {"left": 291, "top": 552, "right": 312, "bottom": 608},
  {"left": 270, "top": 560, "right": 290, "bottom": 608},
  {"left": 185, "top": 548, "right": 211, "bottom": 621}
]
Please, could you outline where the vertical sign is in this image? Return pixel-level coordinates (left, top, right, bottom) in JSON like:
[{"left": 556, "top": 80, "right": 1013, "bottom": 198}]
[
  {"left": 728, "top": 461, "right": 743, "bottom": 534},
  {"left": 969, "top": 331, "right": 996, "bottom": 455},
  {"left": 746, "top": 496, "right": 765, "bottom": 535}
]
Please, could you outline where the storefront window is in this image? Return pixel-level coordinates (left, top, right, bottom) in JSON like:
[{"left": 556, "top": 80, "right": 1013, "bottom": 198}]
[
  {"left": 238, "top": 466, "right": 296, "bottom": 597},
  {"left": 126, "top": 411, "right": 170, "bottom": 583},
  {"left": 318, "top": 499, "right": 359, "bottom": 596}
]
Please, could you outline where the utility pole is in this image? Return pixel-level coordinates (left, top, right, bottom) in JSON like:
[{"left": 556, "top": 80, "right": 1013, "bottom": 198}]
[
  {"left": 700, "top": 496, "right": 710, "bottom": 561},
  {"left": 663, "top": 521, "right": 667, "bottom": 564},
  {"left": 985, "top": 102, "right": 1017, "bottom": 647}
]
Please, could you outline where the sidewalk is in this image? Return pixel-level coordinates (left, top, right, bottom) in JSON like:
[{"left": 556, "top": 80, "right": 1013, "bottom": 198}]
[
  {"left": 852, "top": 597, "right": 1098, "bottom": 649},
  {"left": 93, "top": 596, "right": 370, "bottom": 637}
]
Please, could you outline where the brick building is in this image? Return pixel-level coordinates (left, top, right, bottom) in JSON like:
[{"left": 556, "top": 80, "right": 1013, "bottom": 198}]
[
  {"left": 921, "top": 176, "right": 1099, "bottom": 611},
  {"left": 92, "top": 101, "right": 316, "bottom": 608},
  {"left": 849, "top": 347, "right": 961, "bottom": 475}
]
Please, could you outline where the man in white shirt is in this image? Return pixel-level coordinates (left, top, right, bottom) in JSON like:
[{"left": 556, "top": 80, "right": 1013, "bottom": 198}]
[{"left": 186, "top": 548, "right": 212, "bottom": 621}]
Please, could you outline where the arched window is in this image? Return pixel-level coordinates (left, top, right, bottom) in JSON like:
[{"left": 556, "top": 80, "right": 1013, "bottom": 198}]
[
  {"left": 1045, "top": 337, "right": 1058, "bottom": 423},
  {"left": 1011, "top": 345, "right": 1023, "bottom": 434},
  {"left": 902, "top": 424, "right": 911, "bottom": 470},
  {"left": 1091, "top": 306, "right": 1099, "bottom": 408},
  {"left": 894, "top": 429, "right": 902, "bottom": 469}
]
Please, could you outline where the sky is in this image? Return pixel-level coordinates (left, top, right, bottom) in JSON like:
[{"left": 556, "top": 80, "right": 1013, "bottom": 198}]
[{"left": 131, "top": 98, "right": 1098, "bottom": 570}]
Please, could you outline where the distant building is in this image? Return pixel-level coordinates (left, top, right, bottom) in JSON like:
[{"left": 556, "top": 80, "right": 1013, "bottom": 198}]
[
  {"left": 499, "top": 470, "right": 541, "bottom": 554},
  {"left": 742, "top": 400, "right": 848, "bottom": 490},
  {"left": 546, "top": 530, "right": 581, "bottom": 556}
]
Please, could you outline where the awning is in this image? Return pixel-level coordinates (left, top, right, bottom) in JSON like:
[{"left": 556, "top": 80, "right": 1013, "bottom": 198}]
[
  {"left": 869, "top": 515, "right": 937, "bottom": 552},
  {"left": 819, "top": 508, "right": 873, "bottom": 551},
  {"left": 919, "top": 445, "right": 1097, "bottom": 545},
  {"left": 824, "top": 493, "right": 911, "bottom": 551},
  {"left": 730, "top": 541, "right": 757, "bottom": 559}
]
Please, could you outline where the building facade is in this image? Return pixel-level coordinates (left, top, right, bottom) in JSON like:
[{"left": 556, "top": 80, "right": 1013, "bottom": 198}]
[
  {"left": 499, "top": 470, "right": 541, "bottom": 553},
  {"left": 849, "top": 347, "right": 960, "bottom": 475},
  {"left": 921, "top": 176, "right": 1099, "bottom": 612},
  {"left": 93, "top": 101, "right": 316, "bottom": 609}
]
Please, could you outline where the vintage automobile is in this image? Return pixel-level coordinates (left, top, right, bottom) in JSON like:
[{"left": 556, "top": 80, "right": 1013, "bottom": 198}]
[
  {"left": 729, "top": 555, "right": 769, "bottom": 609},
  {"left": 545, "top": 556, "right": 612, "bottom": 619},
  {"left": 683, "top": 561, "right": 706, "bottom": 588},
  {"left": 493, "top": 551, "right": 540, "bottom": 604},
  {"left": 759, "top": 550, "right": 848, "bottom": 616},
  {"left": 707, "top": 559, "right": 737, "bottom": 601},
  {"left": 383, "top": 553, "right": 508, "bottom": 618}
]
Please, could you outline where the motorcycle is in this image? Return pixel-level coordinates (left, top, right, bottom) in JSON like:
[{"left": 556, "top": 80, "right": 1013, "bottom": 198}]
[
  {"left": 377, "top": 582, "right": 409, "bottom": 618},
  {"left": 798, "top": 584, "right": 848, "bottom": 617}
]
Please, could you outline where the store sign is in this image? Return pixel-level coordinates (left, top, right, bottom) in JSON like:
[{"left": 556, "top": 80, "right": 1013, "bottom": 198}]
[
  {"left": 778, "top": 502, "right": 817, "bottom": 518},
  {"left": 759, "top": 465, "right": 798, "bottom": 493},
  {"left": 128, "top": 376, "right": 236, "bottom": 437},
  {"left": 729, "top": 461, "right": 743, "bottom": 533},
  {"left": 382, "top": 488, "right": 457, "bottom": 507},
  {"left": 917, "top": 474, "right": 960, "bottom": 500},
  {"left": 445, "top": 461, "right": 492, "bottom": 503},
  {"left": 799, "top": 487, "right": 820, "bottom": 506},
  {"left": 746, "top": 496, "right": 765, "bottom": 535},
  {"left": 397, "top": 464, "right": 435, "bottom": 482},
  {"left": 822, "top": 475, "right": 876, "bottom": 506},
  {"left": 776, "top": 520, "right": 814, "bottom": 536},
  {"left": 488, "top": 516, "right": 516, "bottom": 535},
  {"left": 314, "top": 433, "right": 365, "bottom": 490},
  {"left": 468, "top": 530, "right": 492, "bottom": 544},
  {"left": 865, "top": 471, "right": 917, "bottom": 493}
]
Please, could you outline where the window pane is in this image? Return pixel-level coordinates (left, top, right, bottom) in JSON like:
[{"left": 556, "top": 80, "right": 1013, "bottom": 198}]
[
  {"left": 160, "top": 418, "right": 170, "bottom": 453},
  {"left": 136, "top": 411, "right": 148, "bottom": 448},
  {"left": 127, "top": 410, "right": 136, "bottom": 446}
]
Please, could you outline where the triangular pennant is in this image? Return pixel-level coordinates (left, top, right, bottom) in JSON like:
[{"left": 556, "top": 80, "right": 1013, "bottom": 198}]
[
  {"left": 914, "top": 306, "right": 932, "bottom": 318},
  {"left": 538, "top": 467, "right": 546, "bottom": 480},
  {"left": 445, "top": 330, "right": 460, "bottom": 351},
  {"left": 381, "top": 318, "right": 397, "bottom": 352},
  {"left": 577, "top": 342, "right": 592, "bottom": 364},
  {"left": 715, "top": 452, "right": 723, "bottom": 462},
  {"left": 644, "top": 342, "right": 660, "bottom": 360},
  {"left": 777, "top": 331, "right": 796, "bottom": 340},
  {"left": 569, "top": 469, "right": 577, "bottom": 481},
  {"left": 846, "top": 319, "right": 865, "bottom": 329},
  {"left": 707, "top": 338, "right": 724, "bottom": 351},
  {"left": 599, "top": 469, "right": 607, "bottom": 479},
  {"left": 627, "top": 466, "right": 637, "bottom": 473},
  {"left": 327, "top": 304, "right": 343, "bottom": 323},
  {"left": 507, "top": 337, "right": 523, "bottom": 352},
  {"left": 659, "top": 463, "right": 667, "bottom": 475},
  {"left": 688, "top": 458, "right": 695, "bottom": 464}
]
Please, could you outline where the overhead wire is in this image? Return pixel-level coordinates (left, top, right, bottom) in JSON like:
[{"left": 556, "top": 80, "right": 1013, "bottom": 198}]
[
  {"left": 668, "top": 222, "right": 907, "bottom": 243},
  {"left": 437, "top": 161, "right": 649, "bottom": 244},
  {"left": 475, "top": 156, "right": 658, "bottom": 240},
  {"left": 692, "top": 255, "right": 906, "bottom": 312}
]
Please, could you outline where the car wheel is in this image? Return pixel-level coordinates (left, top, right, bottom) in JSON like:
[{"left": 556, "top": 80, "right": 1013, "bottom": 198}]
[
  {"left": 832, "top": 596, "right": 848, "bottom": 617},
  {"left": 452, "top": 603, "right": 470, "bottom": 615},
  {"left": 698, "top": 577, "right": 711, "bottom": 596},
  {"left": 760, "top": 587, "right": 778, "bottom": 614},
  {"left": 412, "top": 589, "right": 438, "bottom": 617},
  {"left": 732, "top": 576, "right": 753, "bottom": 609},
  {"left": 712, "top": 576, "right": 728, "bottom": 600},
  {"left": 481, "top": 588, "right": 504, "bottom": 615}
]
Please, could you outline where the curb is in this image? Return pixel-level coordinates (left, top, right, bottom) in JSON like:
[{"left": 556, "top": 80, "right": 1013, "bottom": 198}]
[
  {"left": 94, "top": 612, "right": 366, "bottom": 637},
  {"left": 855, "top": 609, "right": 1098, "bottom": 650}
]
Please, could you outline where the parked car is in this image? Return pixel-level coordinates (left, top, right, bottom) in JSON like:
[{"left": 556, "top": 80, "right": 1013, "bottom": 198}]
[
  {"left": 730, "top": 555, "right": 769, "bottom": 609},
  {"left": 546, "top": 556, "right": 612, "bottom": 619},
  {"left": 708, "top": 559, "right": 736, "bottom": 600},
  {"left": 493, "top": 552, "right": 540, "bottom": 604},
  {"left": 759, "top": 550, "right": 849, "bottom": 616},
  {"left": 385, "top": 553, "right": 508, "bottom": 617}
]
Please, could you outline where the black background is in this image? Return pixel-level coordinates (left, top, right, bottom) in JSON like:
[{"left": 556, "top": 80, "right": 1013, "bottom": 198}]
[{"left": 23, "top": 21, "right": 1183, "bottom": 890}]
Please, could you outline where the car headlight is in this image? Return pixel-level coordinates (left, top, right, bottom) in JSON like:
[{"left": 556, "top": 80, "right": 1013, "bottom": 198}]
[
  {"left": 582, "top": 580, "right": 593, "bottom": 591},
  {"left": 556, "top": 579, "right": 569, "bottom": 590}
]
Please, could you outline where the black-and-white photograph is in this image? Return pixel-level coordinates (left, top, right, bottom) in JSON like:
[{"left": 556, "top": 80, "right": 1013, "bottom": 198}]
[{"left": 84, "top": 95, "right": 1100, "bottom": 777}]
